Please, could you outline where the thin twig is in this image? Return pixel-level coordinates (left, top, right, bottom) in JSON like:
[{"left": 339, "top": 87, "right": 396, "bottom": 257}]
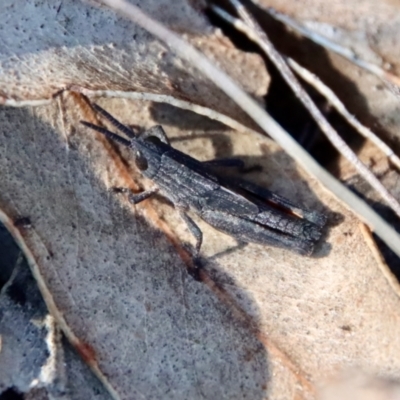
[
  {"left": 0, "top": 253, "right": 23, "bottom": 296},
  {"left": 213, "top": 4, "right": 399, "bottom": 170},
  {"left": 287, "top": 58, "right": 400, "bottom": 170},
  {"left": 93, "top": 0, "right": 400, "bottom": 257},
  {"left": 360, "top": 223, "right": 400, "bottom": 299},
  {"left": 210, "top": 6, "right": 261, "bottom": 43},
  {"left": 264, "top": 6, "right": 400, "bottom": 89},
  {"left": 214, "top": 0, "right": 400, "bottom": 221},
  {"left": 0, "top": 97, "right": 52, "bottom": 107}
]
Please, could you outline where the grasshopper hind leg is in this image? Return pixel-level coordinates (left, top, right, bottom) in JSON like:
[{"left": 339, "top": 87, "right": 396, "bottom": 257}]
[
  {"left": 233, "top": 179, "right": 327, "bottom": 228},
  {"left": 178, "top": 209, "right": 203, "bottom": 258},
  {"left": 201, "top": 209, "right": 314, "bottom": 256}
]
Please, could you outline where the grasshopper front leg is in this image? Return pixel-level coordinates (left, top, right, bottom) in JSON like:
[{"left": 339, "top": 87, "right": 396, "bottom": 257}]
[
  {"left": 114, "top": 187, "right": 159, "bottom": 204},
  {"left": 118, "top": 188, "right": 204, "bottom": 257}
]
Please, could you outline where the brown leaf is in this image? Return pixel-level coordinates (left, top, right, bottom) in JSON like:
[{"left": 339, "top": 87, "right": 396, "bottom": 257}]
[{"left": 1, "top": 1, "right": 400, "bottom": 400}]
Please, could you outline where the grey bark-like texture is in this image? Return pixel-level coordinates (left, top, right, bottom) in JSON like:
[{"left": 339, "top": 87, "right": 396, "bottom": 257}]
[
  {"left": 0, "top": 0, "right": 268, "bottom": 129},
  {"left": 1, "top": 1, "right": 400, "bottom": 400},
  {"left": 0, "top": 225, "right": 112, "bottom": 399}
]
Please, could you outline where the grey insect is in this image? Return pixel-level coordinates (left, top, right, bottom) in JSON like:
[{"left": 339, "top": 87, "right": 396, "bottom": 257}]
[{"left": 81, "top": 104, "right": 326, "bottom": 257}]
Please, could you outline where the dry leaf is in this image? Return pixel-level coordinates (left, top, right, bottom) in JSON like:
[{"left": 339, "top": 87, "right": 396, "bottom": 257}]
[
  {"left": 1, "top": 1, "right": 400, "bottom": 400},
  {"left": 0, "top": 226, "right": 111, "bottom": 399}
]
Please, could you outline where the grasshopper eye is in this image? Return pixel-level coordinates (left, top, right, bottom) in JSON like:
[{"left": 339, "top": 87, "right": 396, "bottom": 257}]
[{"left": 135, "top": 151, "right": 148, "bottom": 171}]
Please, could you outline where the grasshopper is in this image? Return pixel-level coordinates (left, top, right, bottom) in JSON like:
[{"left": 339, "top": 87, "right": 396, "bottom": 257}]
[{"left": 81, "top": 104, "right": 326, "bottom": 257}]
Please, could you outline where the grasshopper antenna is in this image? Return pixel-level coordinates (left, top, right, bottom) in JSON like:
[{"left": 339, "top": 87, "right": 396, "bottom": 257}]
[
  {"left": 91, "top": 103, "right": 136, "bottom": 139},
  {"left": 80, "top": 121, "right": 131, "bottom": 147}
]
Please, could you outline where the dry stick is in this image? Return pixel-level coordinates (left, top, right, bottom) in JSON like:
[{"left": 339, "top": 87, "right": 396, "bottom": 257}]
[
  {"left": 215, "top": 4, "right": 400, "bottom": 171},
  {"left": 264, "top": 6, "right": 400, "bottom": 88},
  {"left": 287, "top": 58, "right": 400, "bottom": 171},
  {"left": 220, "top": 0, "right": 400, "bottom": 220},
  {"left": 95, "top": 0, "right": 400, "bottom": 257}
]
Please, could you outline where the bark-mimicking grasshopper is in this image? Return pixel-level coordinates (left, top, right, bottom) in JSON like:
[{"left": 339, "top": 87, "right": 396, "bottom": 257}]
[{"left": 81, "top": 104, "right": 327, "bottom": 257}]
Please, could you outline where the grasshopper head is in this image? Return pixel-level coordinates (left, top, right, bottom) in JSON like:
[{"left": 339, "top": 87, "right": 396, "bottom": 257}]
[
  {"left": 81, "top": 104, "right": 167, "bottom": 179},
  {"left": 130, "top": 137, "right": 165, "bottom": 179}
]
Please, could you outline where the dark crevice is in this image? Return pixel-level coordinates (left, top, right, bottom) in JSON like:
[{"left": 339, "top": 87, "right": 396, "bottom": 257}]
[
  {"left": 204, "top": 4, "right": 260, "bottom": 53},
  {"left": 0, "top": 388, "right": 24, "bottom": 400},
  {"left": 0, "top": 224, "right": 20, "bottom": 291}
]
